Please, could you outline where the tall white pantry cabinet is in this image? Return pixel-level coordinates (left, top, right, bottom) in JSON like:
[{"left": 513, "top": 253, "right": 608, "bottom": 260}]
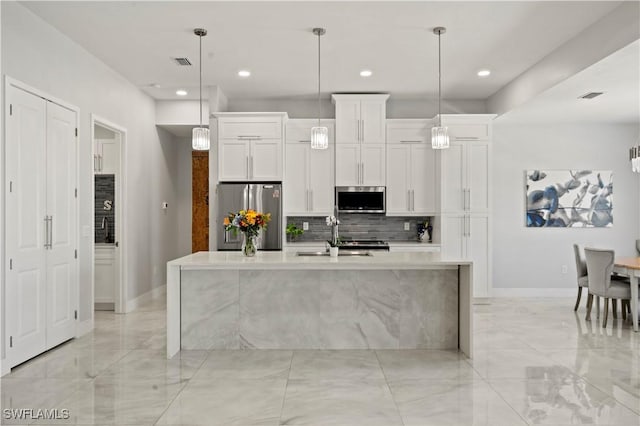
[
  {"left": 439, "top": 114, "right": 495, "bottom": 299},
  {"left": 5, "top": 82, "right": 79, "bottom": 368}
]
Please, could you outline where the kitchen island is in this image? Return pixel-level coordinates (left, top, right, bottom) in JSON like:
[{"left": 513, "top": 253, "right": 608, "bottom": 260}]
[{"left": 167, "top": 251, "right": 473, "bottom": 359}]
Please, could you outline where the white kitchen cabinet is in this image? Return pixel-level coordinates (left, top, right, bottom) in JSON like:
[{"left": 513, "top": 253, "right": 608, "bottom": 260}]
[
  {"left": 333, "top": 94, "right": 388, "bottom": 145},
  {"left": 388, "top": 243, "right": 441, "bottom": 253},
  {"left": 95, "top": 246, "right": 116, "bottom": 304},
  {"left": 94, "top": 138, "right": 118, "bottom": 174},
  {"left": 386, "top": 120, "right": 437, "bottom": 215},
  {"left": 284, "top": 120, "right": 335, "bottom": 216},
  {"left": 441, "top": 214, "right": 490, "bottom": 298},
  {"left": 440, "top": 115, "right": 493, "bottom": 214},
  {"left": 332, "top": 95, "right": 388, "bottom": 186},
  {"left": 215, "top": 113, "right": 287, "bottom": 182},
  {"left": 335, "top": 144, "right": 385, "bottom": 186},
  {"left": 438, "top": 114, "right": 494, "bottom": 300}
]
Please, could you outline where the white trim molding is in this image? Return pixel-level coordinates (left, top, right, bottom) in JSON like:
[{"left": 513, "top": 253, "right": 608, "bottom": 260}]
[
  {"left": 492, "top": 287, "right": 576, "bottom": 298},
  {"left": 125, "top": 284, "right": 166, "bottom": 313}
]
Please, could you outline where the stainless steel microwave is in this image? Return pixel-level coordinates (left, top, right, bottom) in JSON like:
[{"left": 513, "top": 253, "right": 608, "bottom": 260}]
[{"left": 335, "top": 186, "right": 386, "bottom": 213}]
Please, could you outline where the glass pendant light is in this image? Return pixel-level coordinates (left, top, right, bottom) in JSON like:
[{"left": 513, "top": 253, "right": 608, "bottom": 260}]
[
  {"left": 431, "top": 26, "right": 449, "bottom": 150},
  {"left": 310, "top": 28, "right": 329, "bottom": 150},
  {"left": 192, "top": 28, "right": 210, "bottom": 151}
]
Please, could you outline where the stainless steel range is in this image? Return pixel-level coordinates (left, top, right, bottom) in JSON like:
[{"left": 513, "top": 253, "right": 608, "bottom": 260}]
[{"left": 338, "top": 239, "right": 390, "bottom": 251}]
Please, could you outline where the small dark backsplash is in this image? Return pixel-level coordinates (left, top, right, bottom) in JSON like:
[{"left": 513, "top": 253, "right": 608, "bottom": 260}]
[
  {"left": 286, "top": 214, "right": 433, "bottom": 242},
  {"left": 95, "top": 175, "right": 116, "bottom": 244}
]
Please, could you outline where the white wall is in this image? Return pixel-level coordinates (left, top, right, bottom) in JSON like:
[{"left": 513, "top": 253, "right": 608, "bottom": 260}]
[
  {"left": 1, "top": 2, "right": 182, "bottom": 330},
  {"left": 491, "top": 123, "right": 639, "bottom": 295}
]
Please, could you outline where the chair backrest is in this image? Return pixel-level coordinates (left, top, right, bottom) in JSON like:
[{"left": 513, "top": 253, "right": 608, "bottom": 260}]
[
  {"left": 584, "top": 247, "right": 614, "bottom": 297},
  {"left": 573, "top": 244, "right": 587, "bottom": 279}
]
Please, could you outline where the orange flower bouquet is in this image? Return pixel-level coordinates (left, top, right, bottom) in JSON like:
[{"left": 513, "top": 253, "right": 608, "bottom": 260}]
[{"left": 223, "top": 209, "right": 271, "bottom": 256}]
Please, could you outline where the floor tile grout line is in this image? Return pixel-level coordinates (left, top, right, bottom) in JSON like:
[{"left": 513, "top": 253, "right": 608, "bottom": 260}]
[
  {"left": 484, "top": 376, "right": 534, "bottom": 425},
  {"left": 374, "top": 350, "right": 406, "bottom": 426},
  {"left": 277, "top": 350, "right": 295, "bottom": 426},
  {"left": 577, "top": 371, "right": 640, "bottom": 416}
]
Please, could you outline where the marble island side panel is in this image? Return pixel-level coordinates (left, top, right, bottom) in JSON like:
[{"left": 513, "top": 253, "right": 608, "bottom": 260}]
[{"left": 180, "top": 268, "right": 458, "bottom": 352}]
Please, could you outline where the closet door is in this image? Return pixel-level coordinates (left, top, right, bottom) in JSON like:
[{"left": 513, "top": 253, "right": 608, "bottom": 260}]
[
  {"left": 5, "top": 86, "right": 48, "bottom": 366},
  {"left": 45, "top": 102, "right": 77, "bottom": 348}
]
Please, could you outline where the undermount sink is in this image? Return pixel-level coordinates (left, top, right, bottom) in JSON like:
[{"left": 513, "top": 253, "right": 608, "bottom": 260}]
[{"left": 296, "top": 251, "right": 372, "bottom": 257}]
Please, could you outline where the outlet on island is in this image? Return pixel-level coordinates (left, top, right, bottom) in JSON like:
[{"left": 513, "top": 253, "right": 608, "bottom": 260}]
[
  {"left": 303, "top": 222, "right": 309, "bottom": 231},
  {"left": 404, "top": 222, "right": 410, "bottom": 231}
]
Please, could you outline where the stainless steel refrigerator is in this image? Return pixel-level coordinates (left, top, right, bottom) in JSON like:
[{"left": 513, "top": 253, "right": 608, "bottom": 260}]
[{"left": 217, "top": 183, "right": 282, "bottom": 251}]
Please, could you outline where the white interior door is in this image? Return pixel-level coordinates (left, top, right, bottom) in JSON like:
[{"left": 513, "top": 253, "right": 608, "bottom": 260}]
[
  {"left": 5, "top": 86, "right": 48, "bottom": 366},
  {"left": 45, "top": 101, "right": 77, "bottom": 348}
]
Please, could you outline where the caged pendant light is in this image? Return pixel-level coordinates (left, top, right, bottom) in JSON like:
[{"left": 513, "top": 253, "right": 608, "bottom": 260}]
[
  {"left": 431, "top": 26, "right": 449, "bottom": 150},
  {"left": 192, "top": 28, "right": 210, "bottom": 151},
  {"left": 310, "top": 28, "right": 329, "bottom": 150}
]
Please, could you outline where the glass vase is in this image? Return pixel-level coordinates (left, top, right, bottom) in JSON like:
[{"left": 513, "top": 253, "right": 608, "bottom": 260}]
[{"left": 242, "top": 234, "right": 257, "bottom": 257}]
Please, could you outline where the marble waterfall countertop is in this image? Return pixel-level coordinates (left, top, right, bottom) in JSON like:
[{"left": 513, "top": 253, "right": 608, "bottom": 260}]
[{"left": 168, "top": 251, "right": 468, "bottom": 270}]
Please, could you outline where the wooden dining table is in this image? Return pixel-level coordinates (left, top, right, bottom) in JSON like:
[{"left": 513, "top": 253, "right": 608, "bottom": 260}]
[{"left": 613, "top": 257, "right": 640, "bottom": 332}]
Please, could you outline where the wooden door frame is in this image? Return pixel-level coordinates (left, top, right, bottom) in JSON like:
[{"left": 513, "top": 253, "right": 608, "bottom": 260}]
[{"left": 90, "top": 115, "right": 127, "bottom": 314}]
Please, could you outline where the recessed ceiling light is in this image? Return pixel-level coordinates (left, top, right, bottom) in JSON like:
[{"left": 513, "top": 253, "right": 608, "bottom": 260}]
[
  {"left": 149, "top": 83, "right": 161, "bottom": 88},
  {"left": 477, "top": 70, "right": 491, "bottom": 77},
  {"left": 238, "top": 70, "right": 251, "bottom": 77},
  {"left": 176, "top": 89, "right": 187, "bottom": 96},
  {"left": 360, "top": 69, "right": 373, "bottom": 77}
]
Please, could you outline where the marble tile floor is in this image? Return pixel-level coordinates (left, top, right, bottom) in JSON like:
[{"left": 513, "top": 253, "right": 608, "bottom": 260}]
[{"left": 1, "top": 297, "right": 639, "bottom": 425}]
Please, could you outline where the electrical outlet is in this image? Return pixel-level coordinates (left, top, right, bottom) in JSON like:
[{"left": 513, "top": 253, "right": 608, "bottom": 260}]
[
  {"left": 561, "top": 265, "right": 568, "bottom": 274},
  {"left": 404, "top": 222, "right": 410, "bottom": 231},
  {"left": 303, "top": 222, "right": 309, "bottom": 231}
]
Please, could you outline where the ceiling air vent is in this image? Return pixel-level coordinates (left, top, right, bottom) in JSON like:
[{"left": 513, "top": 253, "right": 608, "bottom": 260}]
[
  {"left": 579, "top": 92, "right": 604, "bottom": 99},
  {"left": 173, "top": 57, "right": 192, "bottom": 66}
]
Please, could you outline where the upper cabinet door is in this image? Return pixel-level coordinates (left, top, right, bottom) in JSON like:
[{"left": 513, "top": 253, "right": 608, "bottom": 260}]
[
  {"left": 218, "top": 117, "right": 282, "bottom": 140},
  {"left": 96, "top": 139, "right": 118, "bottom": 175},
  {"left": 440, "top": 142, "right": 465, "bottom": 213},
  {"left": 334, "top": 100, "right": 360, "bottom": 144},
  {"left": 467, "top": 142, "right": 490, "bottom": 212},
  {"left": 308, "top": 146, "right": 334, "bottom": 215},
  {"left": 335, "top": 144, "right": 360, "bottom": 186},
  {"left": 410, "top": 144, "right": 437, "bottom": 214},
  {"left": 361, "top": 144, "right": 385, "bottom": 186},
  {"left": 219, "top": 140, "right": 249, "bottom": 181},
  {"left": 386, "top": 144, "right": 411, "bottom": 214},
  {"left": 250, "top": 140, "right": 282, "bottom": 181},
  {"left": 284, "top": 143, "right": 308, "bottom": 214},
  {"left": 360, "top": 100, "right": 386, "bottom": 144}
]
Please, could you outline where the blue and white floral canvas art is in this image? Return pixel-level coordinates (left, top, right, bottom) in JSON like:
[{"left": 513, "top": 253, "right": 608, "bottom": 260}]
[{"left": 526, "top": 170, "right": 613, "bottom": 228}]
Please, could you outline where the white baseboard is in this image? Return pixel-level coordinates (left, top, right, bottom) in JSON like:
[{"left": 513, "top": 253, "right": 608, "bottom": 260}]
[
  {"left": 76, "top": 318, "right": 94, "bottom": 337},
  {"left": 126, "top": 284, "right": 166, "bottom": 312},
  {"left": 491, "top": 288, "right": 576, "bottom": 298}
]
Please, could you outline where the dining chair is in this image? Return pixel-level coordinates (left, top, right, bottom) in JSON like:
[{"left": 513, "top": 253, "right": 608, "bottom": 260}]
[
  {"left": 584, "top": 247, "right": 631, "bottom": 327},
  {"left": 573, "top": 244, "right": 589, "bottom": 311}
]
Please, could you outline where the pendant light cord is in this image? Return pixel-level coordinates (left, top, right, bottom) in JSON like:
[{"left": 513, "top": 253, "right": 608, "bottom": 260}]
[
  {"left": 438, "top": 30, "right": 442, "bottom": 127},
  {"left": 199, "top": 32, "right": 203, "bottom": 128},
  {"left": 317, "top": 31, "right": 321, "bottom": 127}
]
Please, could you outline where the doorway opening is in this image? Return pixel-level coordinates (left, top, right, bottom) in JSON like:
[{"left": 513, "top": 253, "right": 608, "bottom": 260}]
[
  {"left": 91, "top": 116, "right": 126, "bottom": 314},
  {"left": 192, "top": 151, "right": 209, "bottom": 252}
]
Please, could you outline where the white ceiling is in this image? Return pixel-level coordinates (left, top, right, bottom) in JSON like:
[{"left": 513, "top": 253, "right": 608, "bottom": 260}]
[
  {"left": 22, "top": 1, "right": 624, "bottom": 102},
  {"left": 498, "top": 39, "right": 640, "bottom": 124}
]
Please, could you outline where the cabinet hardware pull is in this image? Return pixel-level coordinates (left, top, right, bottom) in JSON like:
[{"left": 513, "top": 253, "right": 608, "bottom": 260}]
[
  {"left": 361, "top": 163, "right": 364, "bottom": 184},
  {"left": 44, "top": 216, "right": 49, "bottom": 249},
  {"left": 400, "top": 140, "right": 422, "bottom": 144},
  {"left": 455, "top": 136, "right": 480, "bottom": 140},
  {"left": 49, "top": 216, "right": 53, "bottom": 248},
  {"left": 361, "top": 120, "right": 364, "bottom": 142},
  {"left": 238, "top": 135, "right": 261, "bottom": 139},
  {"left": 299, "top": 140, "right": 311, "bottom": 143},
  {"left": 357, "top": 119, "right": 360, "bottom": 141},
  {"left": 310, "top": 190, "right": 313, "bottom": 211}
]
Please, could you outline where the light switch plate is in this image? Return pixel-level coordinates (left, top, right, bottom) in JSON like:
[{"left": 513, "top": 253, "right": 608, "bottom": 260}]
[
  {"left": 303, "top": 222, "right": 309, "bottom": 231},
  {"left": 404, "top": 222, "right": 410, "bottom": 231}
]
